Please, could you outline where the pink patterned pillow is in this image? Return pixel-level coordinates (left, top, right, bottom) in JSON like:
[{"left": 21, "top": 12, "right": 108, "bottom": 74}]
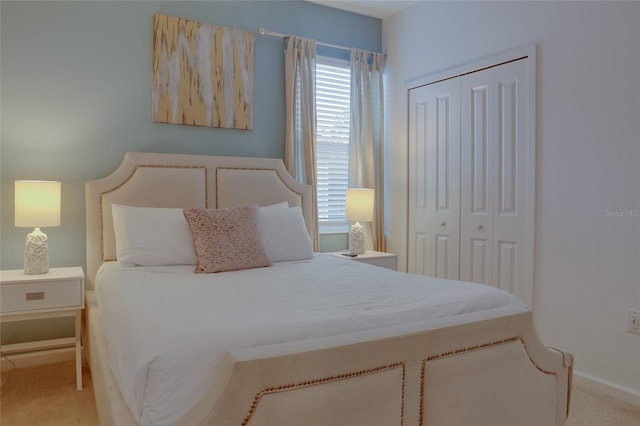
[{"left": 183, "top": 205, "right": 272, "bottom": 273}]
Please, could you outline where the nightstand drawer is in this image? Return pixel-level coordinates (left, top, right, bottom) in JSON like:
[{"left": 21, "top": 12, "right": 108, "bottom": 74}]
[{"left": 1, "top": 279, "right": 83, "bottom": 313}]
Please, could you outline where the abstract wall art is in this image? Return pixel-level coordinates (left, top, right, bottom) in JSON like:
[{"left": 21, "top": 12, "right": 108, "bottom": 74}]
[{"left": 152, "top": 14, "right": 255, "bottom": 130}]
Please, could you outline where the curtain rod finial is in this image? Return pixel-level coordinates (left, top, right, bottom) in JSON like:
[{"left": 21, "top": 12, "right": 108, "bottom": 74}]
[{"left": 257, "top": 28, "right": 266, "bottom": 36}]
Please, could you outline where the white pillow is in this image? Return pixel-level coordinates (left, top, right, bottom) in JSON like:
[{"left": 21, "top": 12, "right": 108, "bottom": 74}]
[
  {"left": 258, "top": 206, "right": 314, "bottom": 262},
  {"left": 260, "top": 201, "right": 289, "bottom": 210},
  {"left": 112, "top": 204, "right": 197, "bottom": 266}
]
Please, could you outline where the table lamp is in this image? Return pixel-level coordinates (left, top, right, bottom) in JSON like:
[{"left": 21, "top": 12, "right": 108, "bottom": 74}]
[
  {"left": 345, "top": 188, "right": 374, "bottom": 256},
  {"left": 15, "top": 180, "right": 61, "bottom": 275}
]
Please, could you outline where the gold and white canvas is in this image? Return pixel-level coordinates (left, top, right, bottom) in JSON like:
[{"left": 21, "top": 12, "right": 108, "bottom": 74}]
[{"left": 152, "top": 14, "right": 255, "bottom": 130}]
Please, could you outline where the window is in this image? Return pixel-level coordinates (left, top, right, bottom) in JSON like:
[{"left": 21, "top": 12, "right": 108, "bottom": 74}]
[{"left": 316, "top": 56, "right": 350, "bottom": 233}]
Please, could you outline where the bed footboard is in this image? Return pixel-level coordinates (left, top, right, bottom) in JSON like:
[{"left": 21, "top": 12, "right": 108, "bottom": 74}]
[
  {"left": 198, "top": 309, "right": 572, "bottom": 426},
  {"left": 87, "top": 292, "right": 571, "bottom": 426}
]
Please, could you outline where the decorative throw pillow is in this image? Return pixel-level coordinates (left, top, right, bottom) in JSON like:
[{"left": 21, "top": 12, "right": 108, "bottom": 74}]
[
  {"left": 112, "top": 204, "right": 197, "bottom": 266},
  {"left": 183, "top": 205, "right": 272, "bottom": 273}
]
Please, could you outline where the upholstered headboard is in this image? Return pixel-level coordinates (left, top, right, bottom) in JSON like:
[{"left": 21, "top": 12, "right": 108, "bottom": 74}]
[{"left": 85, "top": 152, "right": 312, "bottom": 289}]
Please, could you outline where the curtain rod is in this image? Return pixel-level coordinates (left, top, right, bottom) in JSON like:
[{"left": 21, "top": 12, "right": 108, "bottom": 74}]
[{"left": 257, "top": 27, "right": 380, "bottom": 56}]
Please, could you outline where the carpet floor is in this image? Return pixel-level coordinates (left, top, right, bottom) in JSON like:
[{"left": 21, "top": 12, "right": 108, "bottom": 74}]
[{"left": 1, "top": 360, "right": 638, "bottom": 425}]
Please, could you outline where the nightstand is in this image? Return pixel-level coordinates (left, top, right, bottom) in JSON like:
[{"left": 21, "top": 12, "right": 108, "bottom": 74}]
[
  {"left": 328, "top": 250, "right": 398, "bottom": 271},
  {"left": 0, "top": 267, "right": 85, "bottom": 390}
]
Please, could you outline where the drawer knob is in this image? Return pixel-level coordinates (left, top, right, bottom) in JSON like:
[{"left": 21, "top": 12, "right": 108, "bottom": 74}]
[{"left": 26, "top": 292, "right": 45, "bottom": 301}]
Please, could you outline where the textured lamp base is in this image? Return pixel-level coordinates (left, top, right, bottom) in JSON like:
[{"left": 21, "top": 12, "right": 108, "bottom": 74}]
[
  {"left": 24, "top": 228, "right": 50, "bottom": 275},
  {"left": 349, "top": 221, "right": 365, "bottom": 256}
]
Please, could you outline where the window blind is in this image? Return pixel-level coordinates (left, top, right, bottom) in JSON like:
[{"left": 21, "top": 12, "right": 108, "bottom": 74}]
[{"left": 316, "top": 57, "right": 350, "bottom": 231}]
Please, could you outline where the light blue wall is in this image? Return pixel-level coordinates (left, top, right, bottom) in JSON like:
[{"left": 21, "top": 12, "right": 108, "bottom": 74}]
[{"left": 0, "top": 1, "right": 380, "bottom": 343}]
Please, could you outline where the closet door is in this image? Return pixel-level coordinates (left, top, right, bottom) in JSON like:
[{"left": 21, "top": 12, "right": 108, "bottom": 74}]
[
  {"left": 460, "top": 59, "right": 533, "bottom": 304},
  {"left": 460, "top": 67, "right": 494, "bottom": 285},
  {"left": 408, "top": 79, "right": 460, "bottom": 279}
]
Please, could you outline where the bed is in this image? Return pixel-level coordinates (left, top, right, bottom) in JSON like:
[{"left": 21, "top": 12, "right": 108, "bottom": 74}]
[{"left": 85, "top": 151, "right": 573, "bottom": 426}]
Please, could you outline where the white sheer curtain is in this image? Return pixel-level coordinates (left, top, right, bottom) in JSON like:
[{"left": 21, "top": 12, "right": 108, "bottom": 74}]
[
  {"left": 284, "top": 36, "right": 319, "bottom": 250},
  {"left": 349, "top": 49, "right": 385, "bottom": 251}
]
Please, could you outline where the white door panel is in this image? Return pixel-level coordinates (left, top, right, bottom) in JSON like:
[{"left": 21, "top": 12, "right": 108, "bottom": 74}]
[
  {"left": 459, "top": 59, "right": 532, "bottom": 304},
  {"left": 492, "top": 59, "right": 532, "bottom": 302},
  {"left": 408, "top": 79, "right": 460, "bottom": 279},
  {"left": 460, "top": 67, "right": 494, "bottom": 286}
]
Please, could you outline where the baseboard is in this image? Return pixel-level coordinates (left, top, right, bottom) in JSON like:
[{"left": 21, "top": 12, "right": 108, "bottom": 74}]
[
  {"left": 573, "top": 369, "right": 640, "bottom": 407},
  {"left": 1, "top": 347, "right": 79, "bottom": 371}
]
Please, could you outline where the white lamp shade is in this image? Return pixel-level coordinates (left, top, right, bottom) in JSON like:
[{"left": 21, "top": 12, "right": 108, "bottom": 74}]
[
  {"left": 15, "top": 180, "right": 61, "bottom": 228},
  {"left": 345, "top": 188, "right": 374, "bottom": 223}
]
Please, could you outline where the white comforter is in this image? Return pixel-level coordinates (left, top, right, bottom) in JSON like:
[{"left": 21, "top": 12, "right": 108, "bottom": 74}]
[{"left": 95, "top": 254, "right": 528, "bottom": 426}]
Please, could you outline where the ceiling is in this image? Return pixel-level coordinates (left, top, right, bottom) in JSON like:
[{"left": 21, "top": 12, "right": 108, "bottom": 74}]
[{"left": 305, "top": 1, "right": 417, "bottom": 19}]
